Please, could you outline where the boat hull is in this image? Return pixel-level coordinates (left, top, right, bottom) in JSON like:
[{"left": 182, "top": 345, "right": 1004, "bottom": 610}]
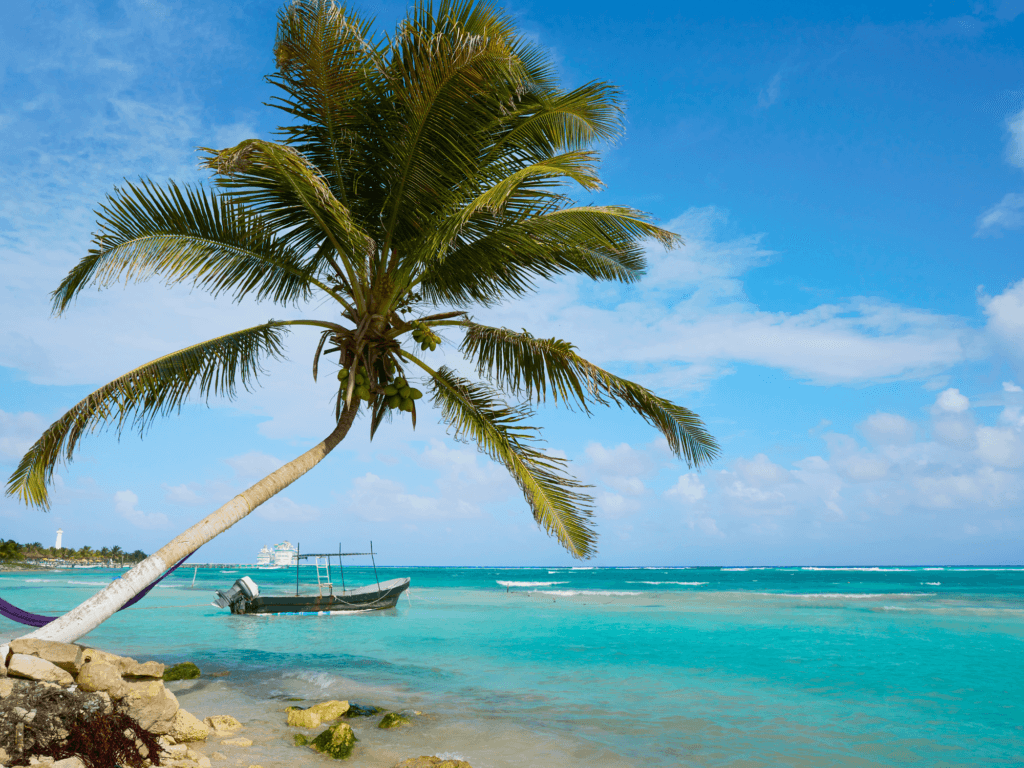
[{"left": 230, "top": 577, "right": 410, "bottom": 615}]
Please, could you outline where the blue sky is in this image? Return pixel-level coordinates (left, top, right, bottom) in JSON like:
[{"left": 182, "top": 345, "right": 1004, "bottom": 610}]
[{"left": 2, "top": 0, "right": 1024, "bottom": 565}]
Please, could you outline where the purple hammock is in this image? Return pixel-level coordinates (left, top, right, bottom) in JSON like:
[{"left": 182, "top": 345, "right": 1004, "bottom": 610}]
[{"left": 0, "top": 554, "right": 193, "bottom": 628}]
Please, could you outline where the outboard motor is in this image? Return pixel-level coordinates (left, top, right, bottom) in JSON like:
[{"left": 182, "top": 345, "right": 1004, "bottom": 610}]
[{"left": 213, "top": 576, "right": 260, "bottom": 613}]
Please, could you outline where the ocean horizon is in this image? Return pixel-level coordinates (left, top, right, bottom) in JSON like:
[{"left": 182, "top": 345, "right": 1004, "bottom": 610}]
[{"left": 3, "top": 564, "right": 1023, "bottom": 766}]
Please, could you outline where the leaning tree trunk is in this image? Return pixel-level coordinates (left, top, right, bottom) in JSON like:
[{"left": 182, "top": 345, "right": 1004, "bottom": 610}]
[{"left": 25, "top": 406, "right": 359, "bottom": 644}]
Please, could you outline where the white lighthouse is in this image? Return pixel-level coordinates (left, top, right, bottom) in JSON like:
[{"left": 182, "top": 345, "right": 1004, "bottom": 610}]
[{"left": 55, "top": 529, "right": 63, "bottom": 549}]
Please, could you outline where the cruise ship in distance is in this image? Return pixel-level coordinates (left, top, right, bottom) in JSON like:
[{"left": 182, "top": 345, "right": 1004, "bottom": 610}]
[{"left": 256, "top": 541, "right": 298, "bottom": 568}]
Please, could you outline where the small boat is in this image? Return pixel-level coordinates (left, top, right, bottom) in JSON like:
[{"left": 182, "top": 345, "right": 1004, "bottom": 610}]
[{"left": 214, "top": 543, "right": 409, "bottom": 615}]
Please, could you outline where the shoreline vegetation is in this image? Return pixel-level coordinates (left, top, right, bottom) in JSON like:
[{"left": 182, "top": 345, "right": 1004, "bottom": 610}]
[
  {"left": 0, "top": 640, "right": 469, "bottom": 767},
  {"left": 1, "top": 541, "right": 147, "bottom": 570}
]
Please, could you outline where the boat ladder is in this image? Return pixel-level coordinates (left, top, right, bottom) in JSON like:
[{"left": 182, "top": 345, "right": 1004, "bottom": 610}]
[{"left": 314, "top": 556, "right": 333, "bottom": 597}]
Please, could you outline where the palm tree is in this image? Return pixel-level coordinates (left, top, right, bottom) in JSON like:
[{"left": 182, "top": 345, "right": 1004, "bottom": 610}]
[{"left": 5, "top": 0, "right": 717, "bottom": 643}]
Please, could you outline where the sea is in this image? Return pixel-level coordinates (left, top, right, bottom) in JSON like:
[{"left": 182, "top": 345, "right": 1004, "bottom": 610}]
[{"left": 2, "top": 565, "right": 1023, "bottom": 767}]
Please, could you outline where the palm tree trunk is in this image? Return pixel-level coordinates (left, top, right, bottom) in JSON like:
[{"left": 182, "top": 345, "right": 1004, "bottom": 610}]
[{"left": 25, "top": 406, "right": 359, "bottom": 644}]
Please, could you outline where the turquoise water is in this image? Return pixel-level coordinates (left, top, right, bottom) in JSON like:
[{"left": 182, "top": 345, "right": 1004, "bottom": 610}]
[{"left": 3, "top": 565, "right": 1024, "bottom": 766}]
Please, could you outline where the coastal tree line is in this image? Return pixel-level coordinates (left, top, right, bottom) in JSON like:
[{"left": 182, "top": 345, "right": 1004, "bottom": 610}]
[{"left": 0, "top": 539, "right": 147, "bottom": 564}]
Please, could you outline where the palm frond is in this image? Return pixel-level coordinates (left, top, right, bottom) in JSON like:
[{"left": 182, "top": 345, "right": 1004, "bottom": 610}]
[
  {"left": 6, "top": 322, "right": 290, "bottom": 509},
  {"left": 425, "top": 364, "right": 596, "bottom": 559},
  {"left": 461, "top": 325, "right": 719, "bottom": 467},
  {"left": 418, "top": 206, "right": 677, "bottom": 306},
  {"left": 202, "top": 139, "right": 375, "bottom": 271},
  {"left": 51, "top": 180, "right": 323, "bottom": 314}
]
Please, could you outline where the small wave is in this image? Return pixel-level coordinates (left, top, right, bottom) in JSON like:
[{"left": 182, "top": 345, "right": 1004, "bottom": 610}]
[
  {"left": 722, "top": 567, "right": 750, "bottom": 571},
  {"left": 627, "top": 581, "right": 709, "bottom": 586},
  {"left": 67, "top": 580, "right": 115, "bottom": 586},
  {"left": 756, "top": 592, "right": 933, "bottom": 599},
  {"left": 497, "top": 581, "right": 568, "bottom": 587},
  {"left": 801, "top": 567, "right": 907, "bottom": 572},
  {"left": 536, "top": 589, "right": 642, "bottom": 596},
  {"left": 570, "top": 567, "right": 597, "bottom": 570},
  {"left": 24, "top": 579, "right": 52, "bottom": 583},
  {"left": 924, "top": 582, "right": 941, "bottom": 586},
  {"left": 220, "top": 570, "right": 237, "bottom": 574},
  {"left": 947, "top": 568, "right": 1024, "bottom": 571}
]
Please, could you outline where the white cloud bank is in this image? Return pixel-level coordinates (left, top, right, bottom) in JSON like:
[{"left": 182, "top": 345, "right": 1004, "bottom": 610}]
[{"left": 976, "top": 107, "right": 1024, "bottom": 235}]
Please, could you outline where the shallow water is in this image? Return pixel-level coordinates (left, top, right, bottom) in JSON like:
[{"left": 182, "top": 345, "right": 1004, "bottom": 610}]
[{"left": 3, "top": 565, "right": 1024, "bottom": 766}]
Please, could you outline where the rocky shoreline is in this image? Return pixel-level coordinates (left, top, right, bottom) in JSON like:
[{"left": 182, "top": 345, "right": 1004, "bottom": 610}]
[{"left": 0, "top": 640, "right": 470, "bottom": 768}]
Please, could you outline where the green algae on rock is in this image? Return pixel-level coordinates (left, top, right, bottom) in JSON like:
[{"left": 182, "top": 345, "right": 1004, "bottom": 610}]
[
  {"left": 344, "top": 703, "right": 384, "bottom": 718},
  {"left": 377, "top": 712, "right": 411, "bottom": 729},
  {"left": 309, "top": 722, "right": 357, "bottom": 759},
  {"left": 392, "top": 758, "right": 473, "bottom": 768},
  {"left": 293, "top": 733, "right": 309, "bottom": 747},
  {"left": 162, "top": 662, "right": 201, "bottom": 681}
]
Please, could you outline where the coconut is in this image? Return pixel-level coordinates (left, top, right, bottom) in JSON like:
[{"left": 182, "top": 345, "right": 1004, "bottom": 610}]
[
  {"left": 387, "top": 395, "right": 401, "bottom": 409},
  {"left": 399, "top": 399, "right": 413, "bottom": 412},
  {"left": 384, "top": 385, "right": 398, "bottom": 396},
  {"left": 410, "top": 388, "right": 423, "bottom": 400}
]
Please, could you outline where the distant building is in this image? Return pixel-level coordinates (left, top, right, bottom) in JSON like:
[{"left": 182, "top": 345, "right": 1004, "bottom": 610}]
[{"left": 55, "top": 529, "right": 63, "bottom": 549}]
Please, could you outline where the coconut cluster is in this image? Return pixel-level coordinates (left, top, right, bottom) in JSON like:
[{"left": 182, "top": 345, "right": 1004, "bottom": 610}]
[
  {"left": 337, "top": 357, "right": 423, "bottom": 413},
  {"left": 411, "top": 327, "right": 439, "bottom": 352}
]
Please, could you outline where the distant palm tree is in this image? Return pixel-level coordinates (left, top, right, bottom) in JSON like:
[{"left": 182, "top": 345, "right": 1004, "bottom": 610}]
[{"left": 6, "top": 0, "right": 717, "bottom": 643}]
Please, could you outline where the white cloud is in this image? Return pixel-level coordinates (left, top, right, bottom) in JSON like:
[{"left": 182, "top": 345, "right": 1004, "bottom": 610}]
[
  {"left": 758, "top": 71, "right": 783, "bottom": 109},
  {"left": 0, "top": 410, "right": 44, "bottom": 463},
  {"left": 688, "top": 517, "right": 723, "bottom": 536},
  {"left": 596, "top": 491, "right": 641, "bottom": 519},
  {"left": 734, "top": 454, "right": 790, "bottom": 486},
  {"left": 348, "top": 472, "right": 478, "bottom": 522},
  {"left": 162, "top": 484, "right": 204, "bottom": 506},
  {"left": 224, "top": 451, "right": 284, "bottom": 479},
  {"left": 1006, "top": 107, "right": 1024, "bottom": 169},
  {"left": 859, "top": 412, "right": 916, "bottom": 446},
  {"left": 976, "top": 192, "right": 1024, "bottom": 235},
  {"left": 255, "top": 495, "right": 321, "bottom": 523},
  {"left": 584, "top": 442, "right": 649, "bottom": 477},
  {"left": 976, "top": 426, "right": 1024, "bottom": 468},
  {"left": 975, "top": 109, "right": 1024, "bottom": 234},
  {"left": 114, "top": 490, "right": 169, "bottom": 529},
  {"left": 933, "top": 388, "right": 970, "bottom": 413},
  {"left": 1004, "top": 381, "right": 1023, "bottom": 393},
  {"left": 665, "top": 473, "right": 707, "bottom": 503}
]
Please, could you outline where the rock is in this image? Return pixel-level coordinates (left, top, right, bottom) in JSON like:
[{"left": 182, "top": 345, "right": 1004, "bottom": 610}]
[
  {"left": 220, "top": 737, "right": 253, "bottom": 747},
  {"left": 52, "top": 759, "right": 86, "bottom": 768},
  {"left": 209, "top": 671, "right": 230, "bottom": 678},
  {"left": 344, "top": 703, "right": 383, "bottom": 718},
  {"left": 308, "top": 700, "right": 350, "bottom": 722},
  {"left": 121, "top": 679, "right": 180, "bottom": 733},
  {"left": 9, "top": 639, "right": 84, "bottom": 675},
  {"left": 309, "top": 722, "right": 357, "bottom": 760},
  {"left": 170, "top": 708, "right": 211, "bottom": 742},
  {"left": 294, "top": 733, "right": 309, "bottom": 746},
  {"left": 6, "top": 654, "right": 74, "bottom": 685},
  {"left": 197, "top": 757, "right": 212, "bottom": 768},
  {"left": 0, "top": 642, "right": 9, "bottom": 676},
  {"left": 210, "top": 752, "right": 227, "bottom": 761},
  {"left": 0, "top": 678, "right": 14, "bottom": 698},
  {"left": 377, "top": 712, "right": 412, "bottom": 729},
  {"left": 120, "top": 659, "right": 164, "bottom": 679},
  {"left": 0, "top": 745, "right": 10, "bottom": 763},
  {"left": 204, "top": 715, "right": 242, "bottom": 733},
  {"left": 247, "top": 765, "right": 265, "bottom": 768},
  {"left": 163, "top": 662, "right": 201, "bottom": 681},
  {"left": 392, "top": 758, "right": 473, "bottom": 768},
  {"left": 164, "top": 744, "right": 188, "bottom": 757},
  {"left": 286, "top": 707, "right": 322, "bottom": 728},
  {"left": 76, "top": 660, "right": 129, "bottom": 699}
]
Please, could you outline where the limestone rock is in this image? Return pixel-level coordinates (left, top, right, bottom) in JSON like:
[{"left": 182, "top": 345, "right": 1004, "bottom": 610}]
[
  {"left": 52, "top": 758, "right": 86, "bottom": 768},
  {"left": 204, "top": 715, "right": 242, "bottom": 733},
  {"left": 164, "top": 744, "right": 188, "bottom": 757},
  {"left": 197, "top": 757, "right": 212, "bottom": 768},
  {"left": 76, "top": 660, "right": 129, "bottom": 699},
  {"left": 309, "top": 700, "right": 350, "bottom": 722},
  {"left": 377, "top": 712, "right": 412, "bottom": 729},
  {"left": 286, "top": 707, "right": 321, "bottom": 728},
  {"left": 0, "top": 678, "right": 14, "bottom": 698},
  {"left": 0, "top": 745, "right": 10, "bottom": 763},
  {"left": 7, "top": 654, "right": 74, "bottom": 685},
  {"left": 392, "top": 758, "right": 473, "bottom": 768},
  {"left": 210, "top": 752, "right": 227, "bottom": 761},
  {"left": 309, "top": 722, "right": 357, "bottom": 760},
  {"left": 170, "top": 708, "right": 210, "bottom": 742},
  {"left": 294, "top": 733, "right": 309, "bottom": 746},
  {"left": 0, "top": 642, "right": 9, "bottom": 676},
  {"left": 9, "top": 639, "right": 84, "bottom": 675},
  {"left": 220, "top": 737, "right": 253, "bottom": 747},
  {"left": 344, "top": 703, "right": 383, "bottom": 718},
  {"left": 121, "top": 659, "right": 164, "bottom": 679},
  {"left": 163, "top": 662, "right": 201, "bottom": 681},
  {"left": 122, "top": 679, "right": 179, "bottom": 733}
]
